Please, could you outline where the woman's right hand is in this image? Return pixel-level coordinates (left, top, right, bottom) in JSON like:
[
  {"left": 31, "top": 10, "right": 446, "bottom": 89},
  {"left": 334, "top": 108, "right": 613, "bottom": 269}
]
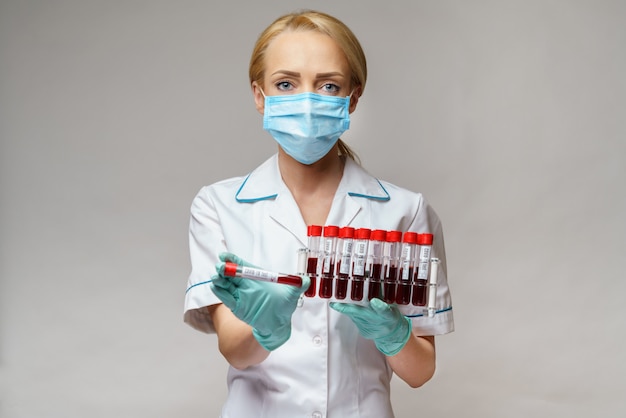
[{"left": 210, "top": 252, "right": 310, "bottom": 351}]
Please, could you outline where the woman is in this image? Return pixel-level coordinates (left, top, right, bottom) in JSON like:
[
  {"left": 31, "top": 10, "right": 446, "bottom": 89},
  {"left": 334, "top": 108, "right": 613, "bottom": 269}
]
[{"left": 184, "top": 10, "right": 454, "bottom": 417}]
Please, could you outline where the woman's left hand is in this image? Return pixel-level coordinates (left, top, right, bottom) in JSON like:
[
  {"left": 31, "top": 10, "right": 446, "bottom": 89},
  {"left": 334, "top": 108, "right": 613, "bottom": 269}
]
[{"left": 330, "top": 298, "right": 411, "bottom": 356}]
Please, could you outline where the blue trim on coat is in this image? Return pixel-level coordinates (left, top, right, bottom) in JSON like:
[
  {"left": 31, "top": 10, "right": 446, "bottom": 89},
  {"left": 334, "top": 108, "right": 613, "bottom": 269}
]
[
  {"left": 234, "top": 176, "right": 389, "bottom": 203},
  {"left": 235, "top": 174, "right": 278, "bottom": 203},
  {"left": 348, "top": 180, "right": 391, "bottom": 201},
  {"left": 185, "top": 279, "right": 213, "bottom": 294},
  {"left": 404, "top": 306, "right": 453, "bottom": 318}
]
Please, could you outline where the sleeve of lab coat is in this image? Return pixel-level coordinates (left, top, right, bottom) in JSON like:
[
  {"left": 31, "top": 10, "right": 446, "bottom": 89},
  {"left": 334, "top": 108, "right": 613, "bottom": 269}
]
[
  {"left": 399, "top": 194, "right": 455, "bottom": 336},
  {"left": 183, "top": 186, "right": 228, "bottom": 334}
]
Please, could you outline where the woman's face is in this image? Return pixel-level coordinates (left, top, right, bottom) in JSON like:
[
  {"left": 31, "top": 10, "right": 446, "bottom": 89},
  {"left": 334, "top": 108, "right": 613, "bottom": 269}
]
[{"left": 252, "top": 30, "right": 359, "bottom": 113}]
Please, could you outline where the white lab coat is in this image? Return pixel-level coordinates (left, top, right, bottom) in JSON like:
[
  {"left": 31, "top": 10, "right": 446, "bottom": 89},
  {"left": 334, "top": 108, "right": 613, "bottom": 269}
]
[{"left": 184, "top": 154, "right": 454, "bottom": 418}]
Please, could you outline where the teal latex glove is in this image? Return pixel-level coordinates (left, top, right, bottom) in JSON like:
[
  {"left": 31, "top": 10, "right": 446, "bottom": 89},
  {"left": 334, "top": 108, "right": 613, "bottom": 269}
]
[
  {"left": 210, "top": 252, "right": 310, "bottom": 351},
  {"left": 330, "top": 298, "right": 412, "bottom": 356}
]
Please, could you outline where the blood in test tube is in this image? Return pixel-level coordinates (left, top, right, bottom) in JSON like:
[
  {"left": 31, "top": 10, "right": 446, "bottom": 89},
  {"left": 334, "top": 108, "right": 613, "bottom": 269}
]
[
  {"left": 334, "top": 226, "right": 355, "bottom": 300},
  {"left": 319, "top": 225, "right": 339, "bottom": 298},
  {"left": 223, "top": 262, "right": 303, "bottom": 287},
  {"left": 396, "top": 231, "right": 418, "bottom": 305},
  {"left": 350, "top": 228, "right": 371, "bottom": 301},
  {"left": 382, "top": 230, "right": 402, "bottom": 304},
  {"left": 305, "top": 225, "right": 322, "bottom": 297},
  {"left": 366, "top": 229, "right": 386, "bottom": 300},
  {"left": 412, "top": 233, "right": 433, "bottom": 306}
]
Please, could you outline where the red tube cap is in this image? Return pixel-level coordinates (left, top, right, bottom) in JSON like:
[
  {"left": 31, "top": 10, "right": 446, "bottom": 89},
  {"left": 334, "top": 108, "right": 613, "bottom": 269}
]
[
  {"left": 386, "top": 230, "right": 402, "bottom": 242},
  {"left": 403, "top": 231, "right": 418, "bottom": 244},
  {"left": 323, "top": 225, "right": 339, "bottom": 237},
  {"left": 339, "top": 226, "right": 355, "bottom": 238},
  {"left": 307, "top": 225, "right": 323, "bottom": 236},
  {"left": 355, "top": 228, "right": 371, "bottom": 240},
  {"left": 224, "top": 261, "right": 238, "bottom": 277},
  {"left": 417, "top": 233, "right": 433, "bottom": 245},
  {"left": 371, "top": 229, "right": 387, "bottom": 241}
]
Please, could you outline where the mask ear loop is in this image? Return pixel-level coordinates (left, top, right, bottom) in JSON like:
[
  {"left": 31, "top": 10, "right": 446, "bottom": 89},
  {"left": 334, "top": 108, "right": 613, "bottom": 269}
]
[
  {"left": 257, "top": 87, "right": 268, "bottom": 115},
  {"left": 347, "top": 89, "right": 357, "bottom": 111}
]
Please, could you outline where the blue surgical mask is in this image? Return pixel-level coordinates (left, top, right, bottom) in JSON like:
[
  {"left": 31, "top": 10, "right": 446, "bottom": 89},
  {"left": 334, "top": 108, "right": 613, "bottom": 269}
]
[{"left": 262, "top": 91, "right": 351, "bottom": 165}]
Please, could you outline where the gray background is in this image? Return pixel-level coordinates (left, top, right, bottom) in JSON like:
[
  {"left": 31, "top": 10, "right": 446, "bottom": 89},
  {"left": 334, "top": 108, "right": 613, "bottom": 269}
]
[{"left": 1, "top": 1, "right": 625, "bottom": 417}]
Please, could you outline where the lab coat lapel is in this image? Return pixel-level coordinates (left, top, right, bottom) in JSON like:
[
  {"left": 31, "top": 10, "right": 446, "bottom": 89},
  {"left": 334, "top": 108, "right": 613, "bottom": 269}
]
[
  {"left": 235, "top": 155, "right": 308, "bottom": 247},
  {"left": 269, "top": 191, "right": 308, "bottom": 247},
  {"left": 236, "top": 154, "right": 306, "bottom": 246},
  {"left": 327, "top": 158, "right": 390, "bottom": 227},
  {"left": 325, "top": 192, "right": 362, "bottom": 228}
]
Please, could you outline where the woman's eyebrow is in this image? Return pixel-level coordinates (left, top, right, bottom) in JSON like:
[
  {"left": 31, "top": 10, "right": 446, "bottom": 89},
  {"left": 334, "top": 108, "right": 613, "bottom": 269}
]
[
  {"left": 270, "top": 70, "right": 345, "bottom": 78},
  {"left": 271, "top": 70, "right": 301, "bottom": 77},
  {"left": 315, "top": 72, "right": 344, "bottom": 78}
]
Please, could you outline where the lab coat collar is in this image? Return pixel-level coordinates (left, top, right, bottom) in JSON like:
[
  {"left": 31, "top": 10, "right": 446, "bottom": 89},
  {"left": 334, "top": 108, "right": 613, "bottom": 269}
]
[
  {"left": 235, "top": 154, "right": 390, "bottom": 246},
  {"left": 235, "top": 154, "right": 390, "bottom": 203}
]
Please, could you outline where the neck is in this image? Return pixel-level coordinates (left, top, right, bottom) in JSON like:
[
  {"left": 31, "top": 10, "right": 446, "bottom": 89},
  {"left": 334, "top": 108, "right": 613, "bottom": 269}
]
[
  {"left": 277, "top": 146, "right": 344, "bottom": 191},
  {"left": 277, "top": 146, "right": 345, "bottom": 226}
]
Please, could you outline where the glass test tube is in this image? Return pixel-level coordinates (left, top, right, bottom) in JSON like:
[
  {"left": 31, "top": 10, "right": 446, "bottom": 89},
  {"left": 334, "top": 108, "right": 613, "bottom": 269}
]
[
  {"left": 382, "top": 230, "right": 402, "bottom": 304},
  {"left": 305, "top": 225, "right": 323, "bottom": 298},
  {"left": 223, "top": 262, "right": 303, "bottom": 287},
  {"left": 412, "top": 233, "right": 433, "bottom": 306},
  {"left": 297, "top": 248, "right": 308, "bottom": 275},
  {"left": 296, "top": 248, "right": 308, "bottom": 307},
  {"left": 319, "top": 225, "right": 339, "bottom": 299},
  {"left": 395, "top": 231, "right": 418, "bottom": 305},
  {"left": 350, "top": 228, "right": 371, "bottom": 301},
  {"left": 427, "top": 257, "right": 439, "bottom": 317},
  {"left": 335, "top": 226, "right": 355, "bottom": 300},
  {"left": 366, "top": 229, "right": 386, "bottom": 300}
]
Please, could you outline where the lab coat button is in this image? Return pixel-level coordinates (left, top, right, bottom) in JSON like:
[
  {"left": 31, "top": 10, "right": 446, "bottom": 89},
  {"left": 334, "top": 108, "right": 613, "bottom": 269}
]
[
  {"left": 311, "top": 412, "right": 323, "bottom": 418},
  {"left": 312, "top": 335, "right": 322, "bottom": 346}
]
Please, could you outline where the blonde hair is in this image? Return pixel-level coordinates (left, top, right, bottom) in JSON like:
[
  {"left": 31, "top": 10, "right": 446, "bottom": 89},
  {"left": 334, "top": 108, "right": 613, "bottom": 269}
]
[{"left": 249, "top": 10, "right": 367, "bottom": 162}]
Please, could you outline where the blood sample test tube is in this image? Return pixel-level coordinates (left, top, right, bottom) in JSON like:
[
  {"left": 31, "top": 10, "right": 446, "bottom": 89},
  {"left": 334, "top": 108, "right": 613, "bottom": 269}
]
[
  {"left": 412, "top": 233, "right": 433, "bottom": 306},
  {"left": 304, "top": 225, "right": 323, "bottom": 298},
  {"left": 350, "top": 228, "right": 371, "bottom": 301},
  {"left": 223, "top": 262, "right": 303, "bottom": 287},
  {"left": 427, "top": 258, "right": 439, "bottom": 317},
  {"left": 366, "top": 229, "right": 386, "bottom": 300},
  {"left": 297, "top": 248, "right": 308, "bottom": 275},
  {"left": 395, "top": 231, "right": 418, "bottom": 305},
  {"left": 296, "top": 248, "right": 308, "bottom": 308},
  {"left": 319, "top": 225, "right": 339, "bottom": 299},
  {"left": 334, "top": 226, "right": 355, "bottom": 300},
  {"left": 382, "top": 230, "right": 402, "bottom": 304}
]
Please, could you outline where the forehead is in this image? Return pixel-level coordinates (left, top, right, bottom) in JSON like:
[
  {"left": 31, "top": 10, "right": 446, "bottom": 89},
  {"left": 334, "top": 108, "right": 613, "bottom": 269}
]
[{"left": 263, "top": 30, "right": 349, "bottom": 74}]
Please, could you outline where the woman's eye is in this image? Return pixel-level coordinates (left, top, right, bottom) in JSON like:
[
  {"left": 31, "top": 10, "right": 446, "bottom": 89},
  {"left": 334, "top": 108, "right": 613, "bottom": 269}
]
[
  {"left": 321, "top": 83, "right": 340, "bottom": 94},
  {"left": 276, "top": 81, "right": 293, "bottom": 91}
]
